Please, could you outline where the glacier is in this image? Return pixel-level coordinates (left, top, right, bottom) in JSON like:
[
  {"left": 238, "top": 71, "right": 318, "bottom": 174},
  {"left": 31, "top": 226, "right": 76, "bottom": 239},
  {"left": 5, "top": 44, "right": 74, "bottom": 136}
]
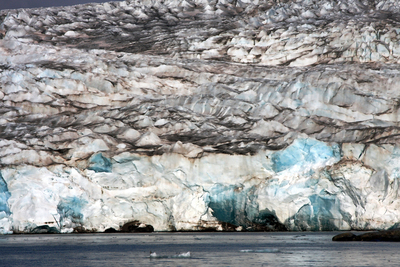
[{"left": 1, "top": 0, "right": 400, "bottom": 233}]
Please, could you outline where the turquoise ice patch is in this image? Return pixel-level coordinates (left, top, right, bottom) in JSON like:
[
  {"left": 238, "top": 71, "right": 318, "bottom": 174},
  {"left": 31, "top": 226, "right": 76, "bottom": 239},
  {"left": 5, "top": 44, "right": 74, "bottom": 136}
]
[{"left": 271, "top": 139, "right": 340, "bottom": 173}]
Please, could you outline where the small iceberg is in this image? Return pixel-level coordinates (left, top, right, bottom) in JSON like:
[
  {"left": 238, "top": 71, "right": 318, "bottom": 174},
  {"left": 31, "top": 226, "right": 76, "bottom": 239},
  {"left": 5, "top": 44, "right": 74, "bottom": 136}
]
[
  {"left": 240, "top": 249, "right": 280, "bottom": 253},
  {"left": 149, "top": 251, "right": 191, "bottom": 259}
]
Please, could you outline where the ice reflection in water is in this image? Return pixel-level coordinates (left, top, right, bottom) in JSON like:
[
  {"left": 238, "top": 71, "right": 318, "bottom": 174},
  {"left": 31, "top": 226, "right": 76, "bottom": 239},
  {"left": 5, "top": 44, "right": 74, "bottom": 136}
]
[{"left": 0, "top": 232, "right": 399, "bottom": 266}]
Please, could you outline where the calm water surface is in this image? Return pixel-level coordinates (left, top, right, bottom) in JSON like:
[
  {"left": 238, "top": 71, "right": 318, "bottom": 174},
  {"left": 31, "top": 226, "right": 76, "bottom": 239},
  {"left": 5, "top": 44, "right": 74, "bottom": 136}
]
[{"left": 0, "top": 232, "right": 398, "bottom": 266}]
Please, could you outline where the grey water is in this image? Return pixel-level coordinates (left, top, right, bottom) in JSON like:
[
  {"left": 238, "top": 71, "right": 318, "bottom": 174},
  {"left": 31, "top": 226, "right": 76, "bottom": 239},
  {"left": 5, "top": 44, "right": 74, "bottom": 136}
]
[{"left": 0, "top": 232, "right": 399, "bottom": 266}]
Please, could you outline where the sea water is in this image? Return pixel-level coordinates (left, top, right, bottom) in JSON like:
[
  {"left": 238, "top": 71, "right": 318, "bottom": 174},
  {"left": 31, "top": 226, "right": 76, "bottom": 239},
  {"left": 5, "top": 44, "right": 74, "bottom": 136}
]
[{"left": 1, "top": 232, "right": 399, "bottom": 266}]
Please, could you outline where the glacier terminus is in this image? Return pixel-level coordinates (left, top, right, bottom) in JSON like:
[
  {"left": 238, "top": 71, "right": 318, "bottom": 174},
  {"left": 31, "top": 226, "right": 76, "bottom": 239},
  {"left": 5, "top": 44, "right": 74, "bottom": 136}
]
[{"left": 1, "top": 0, "right": 400, "bottom": 234}]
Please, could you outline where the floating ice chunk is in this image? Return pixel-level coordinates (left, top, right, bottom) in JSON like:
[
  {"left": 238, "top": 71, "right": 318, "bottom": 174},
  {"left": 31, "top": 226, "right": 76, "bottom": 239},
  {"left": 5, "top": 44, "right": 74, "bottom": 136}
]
[
  {"left": 149, "top": 252, "right": 158, "bottom": 258},
  {"left": 149, "top": 251, "right": 191, "bottom": 258},
  {"left": 240, "top": 249, "right": 280, "bottom": 253},
  {"left": 176, "top": 252, "right": 191, "bottom": 258}
]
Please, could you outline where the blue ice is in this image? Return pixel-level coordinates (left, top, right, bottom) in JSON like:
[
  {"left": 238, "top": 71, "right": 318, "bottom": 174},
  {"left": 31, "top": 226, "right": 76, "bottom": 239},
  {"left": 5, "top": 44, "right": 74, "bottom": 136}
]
[
  {"left": 206, "top": 184, "right": 287, "bottom": 230},
  {"left": 271, "top": 139, "right": 340, "bottom": 173},
  {"left": 0, "top": 172, "right": 11, "bottom": 215},
  {"left": 87, "top": 153, "right": 112, "bottom": 173},
  {"left": 289, "top": 193, "right": 342, "bottom": 231},
  {"left": 57, "top": 196, "right": 87, "bottom": 225},
  {"left": 206, "top": 184, "right": 249, "bottom": 226}
]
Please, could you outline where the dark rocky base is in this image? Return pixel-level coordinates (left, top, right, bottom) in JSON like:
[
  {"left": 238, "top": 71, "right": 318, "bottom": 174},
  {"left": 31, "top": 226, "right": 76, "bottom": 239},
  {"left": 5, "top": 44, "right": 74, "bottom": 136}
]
[{"left": 333, "top": 229, "right": 400, "bottom": 242}]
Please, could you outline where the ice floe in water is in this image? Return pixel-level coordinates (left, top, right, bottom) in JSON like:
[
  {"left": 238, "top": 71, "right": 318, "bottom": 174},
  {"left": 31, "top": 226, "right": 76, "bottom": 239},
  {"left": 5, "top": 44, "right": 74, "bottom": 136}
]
[
  {"left": 240, "top": 249, "right": 280, "bottom": 253},
  {"left": 149, "top": 251, "right": 191, "bottom": 258}
]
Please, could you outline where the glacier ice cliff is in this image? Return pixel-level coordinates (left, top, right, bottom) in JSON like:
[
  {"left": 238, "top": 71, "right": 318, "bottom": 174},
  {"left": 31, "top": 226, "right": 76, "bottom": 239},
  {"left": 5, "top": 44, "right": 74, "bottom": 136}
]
[{"left": 1, "top": 0, "right": 400, "bottom": 233}]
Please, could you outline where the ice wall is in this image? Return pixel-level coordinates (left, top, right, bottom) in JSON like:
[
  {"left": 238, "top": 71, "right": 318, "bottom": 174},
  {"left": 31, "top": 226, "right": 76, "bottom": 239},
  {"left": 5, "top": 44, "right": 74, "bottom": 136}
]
[
  {"left": 0, "top": 172, "right": 12, "bottom": 234},
  {"left": 2, "top": 139, "right": 400, "bottom": 233},
  {"left": 1, "top": 0, "right": 400, "bottom": 233}
]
